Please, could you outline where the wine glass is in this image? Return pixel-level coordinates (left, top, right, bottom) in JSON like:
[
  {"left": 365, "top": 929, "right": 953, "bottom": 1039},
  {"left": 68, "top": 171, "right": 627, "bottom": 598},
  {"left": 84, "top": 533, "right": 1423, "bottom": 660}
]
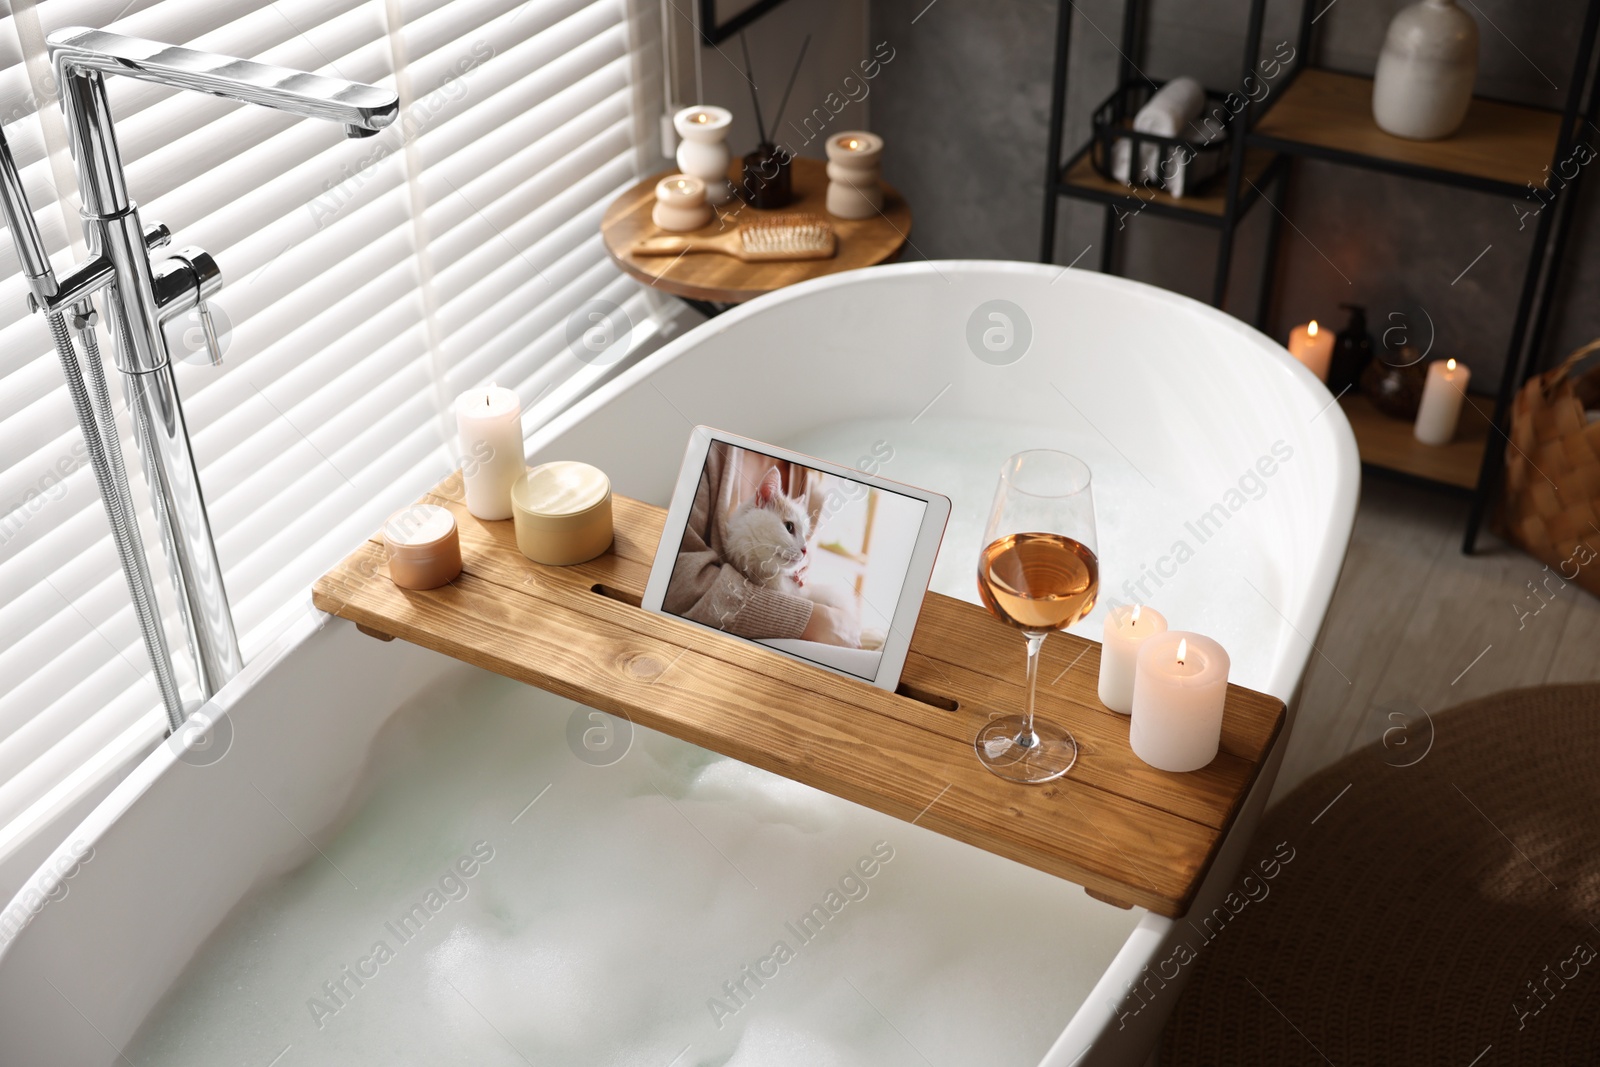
[{"left": 974, "top": 450, "right": 1098, "bottom": 783}]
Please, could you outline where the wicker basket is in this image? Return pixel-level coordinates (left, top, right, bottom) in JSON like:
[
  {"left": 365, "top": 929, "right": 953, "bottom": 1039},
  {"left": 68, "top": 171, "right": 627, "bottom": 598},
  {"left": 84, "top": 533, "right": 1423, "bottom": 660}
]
[{"left": 1500, "top": 338, "right": 1600, "bottom": 595}]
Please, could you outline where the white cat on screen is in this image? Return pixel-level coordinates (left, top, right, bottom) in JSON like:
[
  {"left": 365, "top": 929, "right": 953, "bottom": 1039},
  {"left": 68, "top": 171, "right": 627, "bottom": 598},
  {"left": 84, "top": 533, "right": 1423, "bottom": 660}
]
[{"left": 643, "top": 428, "right": 950, "bottom": 690}]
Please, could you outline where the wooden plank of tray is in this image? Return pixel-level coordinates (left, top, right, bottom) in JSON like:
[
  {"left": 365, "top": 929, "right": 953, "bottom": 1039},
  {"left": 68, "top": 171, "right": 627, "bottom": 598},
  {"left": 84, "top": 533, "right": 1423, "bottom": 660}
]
[{"left": 313, "top": 481, "right": 1285, "bottom": 917}]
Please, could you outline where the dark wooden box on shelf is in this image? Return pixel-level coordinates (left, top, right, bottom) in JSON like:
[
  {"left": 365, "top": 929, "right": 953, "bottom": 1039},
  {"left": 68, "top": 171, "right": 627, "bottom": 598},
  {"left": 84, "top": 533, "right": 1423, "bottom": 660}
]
[{"left": 312, "top": 476, "right": 1285, "bottom": 919}]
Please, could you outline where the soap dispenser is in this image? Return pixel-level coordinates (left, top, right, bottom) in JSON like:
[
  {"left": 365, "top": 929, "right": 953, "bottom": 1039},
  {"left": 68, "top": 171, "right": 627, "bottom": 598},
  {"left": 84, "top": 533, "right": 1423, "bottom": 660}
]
[{"left": 1330, "top": 304, "right": 1374, "bottom": 395}]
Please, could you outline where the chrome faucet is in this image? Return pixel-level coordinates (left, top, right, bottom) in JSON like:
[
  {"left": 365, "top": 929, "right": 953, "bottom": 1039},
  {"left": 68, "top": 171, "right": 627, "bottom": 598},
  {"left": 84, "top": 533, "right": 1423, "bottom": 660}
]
[{"left": 0, "top": 29, "right": 397, "bottom": 727}]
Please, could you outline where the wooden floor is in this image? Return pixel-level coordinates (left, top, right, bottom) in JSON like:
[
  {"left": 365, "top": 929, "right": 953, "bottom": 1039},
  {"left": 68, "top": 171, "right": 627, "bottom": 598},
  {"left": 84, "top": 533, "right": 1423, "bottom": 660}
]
[{"left": 1269, "top": 476, "right": 1600, "bottom": 806}]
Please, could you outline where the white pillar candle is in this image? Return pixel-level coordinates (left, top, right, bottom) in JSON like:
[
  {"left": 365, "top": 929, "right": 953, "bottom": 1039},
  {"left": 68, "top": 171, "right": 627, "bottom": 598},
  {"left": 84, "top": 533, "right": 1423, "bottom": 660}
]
[
  {"left": 1287, "top": 320, "right": 1334, "bottom": 382},
  {"left": 1130, "top": 632, "right": 1231, "bottom": 773},
  {"left": 651, "top": 174, "right": 712, "bottom": 232},
  {"left": 824, "top": 130, "right": 885, "bottom": 219},
  {"left": 1414, "top": 358, "right": 1471, "bottom": 445},
  {"left": 673, "top": 105, "right": 733, "bottom": 206},
  {"left": 454, "top": 384, "right": 524, "bottom": 521},
  {"left": 1098, "top": 604, "right": 1168, "bottom": 714}
]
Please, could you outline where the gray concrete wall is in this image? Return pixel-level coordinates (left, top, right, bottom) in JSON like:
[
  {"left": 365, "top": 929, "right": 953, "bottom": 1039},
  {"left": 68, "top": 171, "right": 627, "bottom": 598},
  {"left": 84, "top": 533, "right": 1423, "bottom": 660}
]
[{"left": 865, "top": 0, "right": 1599, "bottom": 386}]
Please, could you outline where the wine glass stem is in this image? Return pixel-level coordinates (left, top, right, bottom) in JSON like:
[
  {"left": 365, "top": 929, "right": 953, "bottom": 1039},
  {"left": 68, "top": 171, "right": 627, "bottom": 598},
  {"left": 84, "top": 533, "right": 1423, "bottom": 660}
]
[{"left": 1020, "top": 631, "right": 1046, "bottom": 748}]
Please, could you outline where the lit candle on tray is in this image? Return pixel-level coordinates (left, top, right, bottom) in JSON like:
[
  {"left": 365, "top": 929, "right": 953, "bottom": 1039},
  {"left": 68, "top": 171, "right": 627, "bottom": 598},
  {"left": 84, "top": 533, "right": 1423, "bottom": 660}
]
[
  {"left": 651, "top": 174, "right": 712, "bottom": 232},
  {"left": 454, "top": 384, "right": 525, "bottom": 521},
  {"left": 1287, "top": 320, "right": 1334, "bottom": 382},
  {"left": 1414, "top": 358, "right": 1471, "bottom": 445},
  {"left": 1130, "top": 632, "right": 1230, "bottom": 772},
  {"left": 1098, "top": 604, "right": 1168, "bottom": 714}
]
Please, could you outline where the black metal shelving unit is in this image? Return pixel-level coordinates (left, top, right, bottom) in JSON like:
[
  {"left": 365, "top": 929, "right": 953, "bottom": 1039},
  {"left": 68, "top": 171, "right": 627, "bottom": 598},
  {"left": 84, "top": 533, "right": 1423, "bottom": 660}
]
[
  {"left": 1038, "top": 1, "right": 1287, "bottom": 318},
  {"left": 1041, "top": 0, "right": 1600, "bottom": 553},
  {"left": 1234, "top": 0, "right": 1600, "bottom": 552}
]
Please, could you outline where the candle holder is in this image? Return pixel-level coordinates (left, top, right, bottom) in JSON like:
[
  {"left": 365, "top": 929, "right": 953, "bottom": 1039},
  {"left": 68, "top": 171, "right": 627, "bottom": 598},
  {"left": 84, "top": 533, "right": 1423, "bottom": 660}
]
[
  {"left": 824, "top": 130, "right": 884, "bottom": 220},
  {"left": 651, "top": 174, "right": 712, "bottom": 232},
  {"left": 673, "top": 106, "right": 734, "bottom": 206},
  {"left": 739, "top": 143, "right": 793, "bottom": 209}
]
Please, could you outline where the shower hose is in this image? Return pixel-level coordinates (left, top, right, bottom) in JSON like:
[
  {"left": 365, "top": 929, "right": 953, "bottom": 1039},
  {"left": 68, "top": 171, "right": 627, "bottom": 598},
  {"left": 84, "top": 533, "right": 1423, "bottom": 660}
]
[{"left": 45, "top": 308, "right": 186, "bottom": 731}]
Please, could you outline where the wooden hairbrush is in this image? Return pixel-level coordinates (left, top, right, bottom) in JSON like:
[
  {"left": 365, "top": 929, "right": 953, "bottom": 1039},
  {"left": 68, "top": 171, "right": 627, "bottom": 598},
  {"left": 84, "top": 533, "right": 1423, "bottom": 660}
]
[{"left": 631, "top": 214, "right": 836, "bottom": 261}]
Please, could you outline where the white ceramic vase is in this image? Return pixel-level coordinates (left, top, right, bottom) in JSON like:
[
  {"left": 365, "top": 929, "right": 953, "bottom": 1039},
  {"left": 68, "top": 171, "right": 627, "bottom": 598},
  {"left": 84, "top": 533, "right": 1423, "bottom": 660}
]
[
  {"left": 672, "top": 105, "right": 734, "bottom": 206},
  {"left": 1372, "top": 0, "right": 1479, "bottom": 140}
]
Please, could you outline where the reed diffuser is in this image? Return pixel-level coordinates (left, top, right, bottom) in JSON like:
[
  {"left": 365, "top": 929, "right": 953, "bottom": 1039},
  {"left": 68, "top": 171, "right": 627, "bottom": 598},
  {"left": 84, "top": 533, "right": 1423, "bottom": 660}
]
[{"left": 737, "top": 32, "right": 810, "bottom": 210}]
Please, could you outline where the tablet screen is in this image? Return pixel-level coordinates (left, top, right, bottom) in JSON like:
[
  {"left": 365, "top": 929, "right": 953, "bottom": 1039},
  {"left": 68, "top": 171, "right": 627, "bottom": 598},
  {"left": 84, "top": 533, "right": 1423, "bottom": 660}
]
[{"left": 658, "top": 439, "right": 929, "bottom": 681}]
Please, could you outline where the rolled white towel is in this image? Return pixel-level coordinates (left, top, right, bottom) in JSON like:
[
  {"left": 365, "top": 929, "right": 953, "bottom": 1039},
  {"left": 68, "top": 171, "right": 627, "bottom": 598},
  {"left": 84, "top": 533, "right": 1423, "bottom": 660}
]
[
  {"left": 1133, "top": 77, "right": 1207, "bottom": 195},
  {"left": 1110, "top": 137, "right": 1132, "bottom": 183},
  {"left": 1132, "top": 76, "right": 1207, "bottom": 137}
]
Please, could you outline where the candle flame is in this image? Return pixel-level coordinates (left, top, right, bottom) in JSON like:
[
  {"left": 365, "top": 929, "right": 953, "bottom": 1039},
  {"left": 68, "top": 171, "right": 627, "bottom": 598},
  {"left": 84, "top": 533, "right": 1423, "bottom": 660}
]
[
  {"left": 1447, "top": 358, "right": 1457, "bottom": 371},
  {"left": 692, "top": 112, "right": 710, "bottom": 123},
  {"left": 1131, "top": 604, "right": 1141, "bottom": 623},
  {"left": 1177, "top": 637, "right": 1187, "bottom": 665},
  {"left": 1307, "top": 320, "right": 1319, "bottom": 337},
  {"left": 674, "top": 179, "right": 689, "bottom": 191},
  {"left": 845, "top": 137, "right": 861, "bottom": 150}
]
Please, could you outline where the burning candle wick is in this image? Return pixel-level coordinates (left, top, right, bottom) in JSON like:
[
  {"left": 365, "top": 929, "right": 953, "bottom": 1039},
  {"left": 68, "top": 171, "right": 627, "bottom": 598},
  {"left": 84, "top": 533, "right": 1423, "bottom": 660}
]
[
  {"left": 1132, "top": 604, "right": 1142, "bottom": 624},
  {"left": 1308, "top": 320, "right": 1319, "bottom": 337},
  {"left": 1177, "top": 637, "right": 1188, "bottom": 666}
]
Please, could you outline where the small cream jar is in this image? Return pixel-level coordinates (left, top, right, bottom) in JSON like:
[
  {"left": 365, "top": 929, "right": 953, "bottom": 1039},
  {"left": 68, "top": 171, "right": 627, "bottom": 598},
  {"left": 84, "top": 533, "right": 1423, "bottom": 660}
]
[
  {"left": 511, "top": 461, "right": 613, "bottom": 566},
  {"left": 382, "top": 504, "right": 462, "bottom": 590}
]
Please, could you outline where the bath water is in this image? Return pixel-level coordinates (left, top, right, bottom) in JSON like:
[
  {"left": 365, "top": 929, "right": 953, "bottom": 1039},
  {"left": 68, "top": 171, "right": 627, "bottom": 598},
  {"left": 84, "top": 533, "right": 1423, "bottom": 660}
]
[{"left": 127, "top": 673, "right": 1134, "bottom": 1067}]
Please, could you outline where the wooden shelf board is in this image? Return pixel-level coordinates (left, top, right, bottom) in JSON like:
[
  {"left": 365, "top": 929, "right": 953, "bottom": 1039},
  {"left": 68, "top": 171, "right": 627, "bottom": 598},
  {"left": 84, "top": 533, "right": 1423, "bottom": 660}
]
[
  {"left": 1339, "top": 391, "right": 1495, "bottom": 490},
  {"left": 1060, "top": 146, "right": 1279, "bottom": 219},
  {"left": 1251, "top": 69, "right": 1561, "bottom": 190},
  {"left": 312, "top": 479, "right": 1286, "bottom": 918}
]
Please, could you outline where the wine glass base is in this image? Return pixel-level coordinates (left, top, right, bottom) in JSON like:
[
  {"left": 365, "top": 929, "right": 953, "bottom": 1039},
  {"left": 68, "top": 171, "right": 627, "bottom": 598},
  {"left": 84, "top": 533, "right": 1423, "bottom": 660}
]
[{"left": 974, "top": 716, "right": 1079, "bottom": 783}]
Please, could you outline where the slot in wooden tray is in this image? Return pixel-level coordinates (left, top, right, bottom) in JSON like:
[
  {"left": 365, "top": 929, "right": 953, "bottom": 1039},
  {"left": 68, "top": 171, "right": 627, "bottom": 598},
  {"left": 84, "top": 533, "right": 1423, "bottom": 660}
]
[{"left": 312, "top": 477, "right": 1286, "bottom": 917}]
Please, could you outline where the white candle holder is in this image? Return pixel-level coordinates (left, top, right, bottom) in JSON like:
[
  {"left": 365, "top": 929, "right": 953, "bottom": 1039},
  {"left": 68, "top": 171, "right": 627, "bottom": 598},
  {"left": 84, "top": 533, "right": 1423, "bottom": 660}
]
[
  {"left": 673, "top": 106, "right": 733, "bottom": 206},
  {"left": 1130, "top": 631, "right": 1230, "bottom": 773},
  {"left": 651, "top": 174, "right": 712, "bottom": 232},
  {"left": 824, "top": 130, "right": 884, "bottom": 219}
]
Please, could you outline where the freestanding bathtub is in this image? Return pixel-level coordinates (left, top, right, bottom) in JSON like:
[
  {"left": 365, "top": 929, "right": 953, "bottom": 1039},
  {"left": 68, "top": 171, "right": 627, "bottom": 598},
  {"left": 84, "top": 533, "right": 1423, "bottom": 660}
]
[{"left": 0, "top": 262, "right": 1357, "bottom": 1066}]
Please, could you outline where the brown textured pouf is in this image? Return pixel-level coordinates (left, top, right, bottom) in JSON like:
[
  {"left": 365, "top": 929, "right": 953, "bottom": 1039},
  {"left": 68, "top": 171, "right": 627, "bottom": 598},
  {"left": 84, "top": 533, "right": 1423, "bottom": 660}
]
[{"left": 1160, "top": 683, "right": 1600, "bottom": 1065}]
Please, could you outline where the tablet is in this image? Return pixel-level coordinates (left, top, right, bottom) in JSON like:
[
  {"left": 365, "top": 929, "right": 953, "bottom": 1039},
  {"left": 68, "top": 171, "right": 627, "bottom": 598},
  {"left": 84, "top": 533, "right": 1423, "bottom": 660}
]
[{"left": 642, "top": 427, "right": 951, "bottom": 691}]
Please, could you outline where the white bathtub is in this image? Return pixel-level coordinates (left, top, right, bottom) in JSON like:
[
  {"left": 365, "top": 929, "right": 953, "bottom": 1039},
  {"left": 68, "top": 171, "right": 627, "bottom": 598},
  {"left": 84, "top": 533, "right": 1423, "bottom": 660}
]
[{"left": 0, "top": 262, "right": 1357, "bottom": 1066}]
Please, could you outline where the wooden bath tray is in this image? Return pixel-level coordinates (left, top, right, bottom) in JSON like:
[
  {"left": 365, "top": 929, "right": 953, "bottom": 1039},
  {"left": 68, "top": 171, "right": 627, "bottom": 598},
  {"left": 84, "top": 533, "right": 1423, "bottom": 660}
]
[{"left": 312, "top": 477, "right": 1285, "bottom": 918}]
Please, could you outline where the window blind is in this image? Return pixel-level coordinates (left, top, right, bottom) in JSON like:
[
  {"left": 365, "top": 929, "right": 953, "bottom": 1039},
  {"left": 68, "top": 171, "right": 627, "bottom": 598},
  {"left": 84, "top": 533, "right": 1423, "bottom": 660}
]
[{"left": 0, "top": 0, "right": 666, "bottom": 869}]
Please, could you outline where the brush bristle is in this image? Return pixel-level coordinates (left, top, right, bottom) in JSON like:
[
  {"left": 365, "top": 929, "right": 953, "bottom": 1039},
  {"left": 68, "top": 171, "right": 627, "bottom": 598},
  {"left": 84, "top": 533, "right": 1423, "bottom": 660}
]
[{"left": 739, "top": 214, "right": 835, "bottom": 254}]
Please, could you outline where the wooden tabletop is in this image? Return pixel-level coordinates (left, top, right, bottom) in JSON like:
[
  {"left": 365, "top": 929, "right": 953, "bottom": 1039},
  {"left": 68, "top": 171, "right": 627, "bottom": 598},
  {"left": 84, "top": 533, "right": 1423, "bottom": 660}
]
[
  {"left": 600, "top": 157, "right": 912, "bottom": 304},
  {"left": 313, "top": 479, "right": 1285, "bottom": 918}
]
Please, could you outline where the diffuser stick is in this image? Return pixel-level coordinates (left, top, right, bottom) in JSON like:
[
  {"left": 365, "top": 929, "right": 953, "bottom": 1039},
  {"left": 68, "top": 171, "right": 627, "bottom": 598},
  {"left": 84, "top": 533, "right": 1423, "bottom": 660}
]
[
  {"left": 769, "top": 33, "right": 811, "bottom": 136},
  {"left": 738, "top": 31, "right": 769, "bottom": 145}
]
